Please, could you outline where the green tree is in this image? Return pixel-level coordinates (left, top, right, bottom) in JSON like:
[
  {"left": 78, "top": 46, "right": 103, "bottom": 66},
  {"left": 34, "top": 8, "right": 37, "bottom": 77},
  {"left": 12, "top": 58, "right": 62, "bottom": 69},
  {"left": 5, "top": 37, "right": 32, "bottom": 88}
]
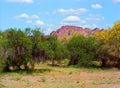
[
  {"left": 29, "top": 28, "right": 47, "bottom": 62},
  {"left": 1, "top": 28, "right": 33, "bottom": 71},
  {"left": 46, "top": 35, "right": 69, "bottom": 66},
  {"left": 0, "top": 31, "right": 4, "bottom": 69},
  {"left": 68, "top": 35, "right": 99, "bottom": 66}
]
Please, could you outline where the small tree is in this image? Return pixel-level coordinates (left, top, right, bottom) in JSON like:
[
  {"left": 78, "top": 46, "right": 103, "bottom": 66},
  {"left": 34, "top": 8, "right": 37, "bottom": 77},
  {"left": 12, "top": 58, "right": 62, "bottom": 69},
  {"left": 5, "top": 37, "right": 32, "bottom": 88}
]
[
  {"left": 1, "top": 28, "right": 33, "bottom": 71},
  {"left": 46, "top": 35, "right": 69, "bottom": 66},
  {"left": 29, "top": 28, "right": 47, "bottom": 62},
  {"left": 95, "top": 21, "right": 120, "bottom": 68},
  {"left": 68, "top": 35, "right": 99, "bottom": 66}
]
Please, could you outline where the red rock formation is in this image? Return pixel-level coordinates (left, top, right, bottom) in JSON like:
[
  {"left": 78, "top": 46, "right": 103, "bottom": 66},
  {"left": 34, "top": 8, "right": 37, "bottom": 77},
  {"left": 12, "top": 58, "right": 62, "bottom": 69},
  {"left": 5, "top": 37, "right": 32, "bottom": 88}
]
[{"left": 50, "top": 26, "right": 103, "bottom": 39}]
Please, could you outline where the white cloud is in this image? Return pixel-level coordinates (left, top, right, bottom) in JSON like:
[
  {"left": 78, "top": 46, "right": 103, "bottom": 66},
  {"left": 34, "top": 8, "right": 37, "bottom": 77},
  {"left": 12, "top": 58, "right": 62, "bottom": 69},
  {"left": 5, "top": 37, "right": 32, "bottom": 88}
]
[
  {"left": 113, "top": 0, "right": 120, "bottom": 3},
  {"left": 15, "top": 13, "right": 29, "bottom": 19},
  {"left": 26, "top": 20, "right": 45, "bottom": 26},
  {"left": 26, "top": 20, "right": 32, "bottom": 24},
  {"left": 45, "top": 12, "right": 50, "bottom": 15},
  {"left": 31, "top": 15, "right": 39, "bottom": 19},
  {"left": 91, "top": 4, "right": 102, "bottom": 9},
  {"left": 105, "top": 24, "right": 112, "bottom": 28},
  {"left": 92, "top": 24, "right": 98, "bottom": 28},
  {"left": 41, "top": 24, "right": 58, "bottom": 35},
  {"left": 14, "top": 13, "right": 44, "bottom": 26},
  {"left": 44, "top": 28, "right": 54, "bottom": 35},
  {"left": 14, "top": 13, "right": 39, "bottom": 20},
  {"left": 7, "top": 0, "right": 33, "bottom": 3},
  {"left": 82, "top": 24, "right": 91, "bottom": 28},
  {"left": 86, "top": 17, "right": 104, "bottom": 21},
  {"left": 85, "top": 14, "right": 104, "bottom": 21},
  {"left": 58, "top": 8, "right": 87, "bottom": 15},
  {"left": 61, "top": 16, "right": 86, "bottom": 25},
  {"left": 36, "top": 20, "right": 44, "bottom": 25},
  {"left": 63, "top": 16, "right": 80, "bottom": 22}
]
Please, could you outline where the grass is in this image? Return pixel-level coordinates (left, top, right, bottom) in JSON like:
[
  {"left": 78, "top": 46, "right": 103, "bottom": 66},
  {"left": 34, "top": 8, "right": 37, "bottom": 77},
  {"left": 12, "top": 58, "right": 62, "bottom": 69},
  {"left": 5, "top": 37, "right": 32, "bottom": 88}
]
[
  {"left": 0, "top": 83, "right": 6, "bottom": 88},
  {"left": 0, "top": 63, "right": 120, "bottom": 88}
]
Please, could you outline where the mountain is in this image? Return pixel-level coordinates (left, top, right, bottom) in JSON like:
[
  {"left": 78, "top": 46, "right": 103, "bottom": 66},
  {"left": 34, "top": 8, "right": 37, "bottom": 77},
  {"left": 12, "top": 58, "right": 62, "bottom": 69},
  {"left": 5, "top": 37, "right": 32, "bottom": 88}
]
[{"left": 50, "top": 26, "right": 103, "bottom": 39}]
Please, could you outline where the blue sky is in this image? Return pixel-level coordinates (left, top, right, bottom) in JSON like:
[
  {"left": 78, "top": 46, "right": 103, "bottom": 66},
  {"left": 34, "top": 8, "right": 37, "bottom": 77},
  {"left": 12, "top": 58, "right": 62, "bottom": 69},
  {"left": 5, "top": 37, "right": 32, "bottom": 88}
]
[{"left": 0, "top": 0, "right": 120, "bottom": 34}]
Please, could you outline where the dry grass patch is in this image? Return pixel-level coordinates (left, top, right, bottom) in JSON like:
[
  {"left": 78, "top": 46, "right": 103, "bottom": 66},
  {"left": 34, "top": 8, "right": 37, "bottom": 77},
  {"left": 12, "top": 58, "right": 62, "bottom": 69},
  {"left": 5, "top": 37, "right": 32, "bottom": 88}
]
[{"left": 0, "top": 64, "right": 120, "bottom": 88}]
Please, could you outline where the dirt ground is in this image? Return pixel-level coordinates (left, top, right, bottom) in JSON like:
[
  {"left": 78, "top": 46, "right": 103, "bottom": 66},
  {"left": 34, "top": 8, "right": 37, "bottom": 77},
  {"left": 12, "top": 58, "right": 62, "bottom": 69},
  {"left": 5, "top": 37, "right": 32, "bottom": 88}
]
[{"left": 0, "top": 64, "right": 120, "bottom": 88}]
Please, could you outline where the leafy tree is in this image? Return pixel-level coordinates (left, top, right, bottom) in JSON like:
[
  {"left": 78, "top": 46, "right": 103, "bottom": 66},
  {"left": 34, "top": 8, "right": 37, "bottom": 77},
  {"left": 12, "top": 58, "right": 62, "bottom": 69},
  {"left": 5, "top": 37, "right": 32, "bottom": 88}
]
[
  {"left": 0, "top": 32, "right": 4, "bottom": 68},
  {"left": 95, "top": 21, "right": 120, "bottom": 68},
  {"left": 29, "top": 28, "right": 48, "bottom": 62},
  {"left": 1, "top": 28, "right": 33, "bottom": 71},
  {"left": 46, "top": 35, "right": 69, "bottom": 66},
  {"left": 60, "top": 35, "right": 70, "bottom": 46},
  {"left": 68, "top": 35, "right": 99, "bottom": 66},
  {"left": 60, "top": 29, "right": 80, "bottom": 45}
]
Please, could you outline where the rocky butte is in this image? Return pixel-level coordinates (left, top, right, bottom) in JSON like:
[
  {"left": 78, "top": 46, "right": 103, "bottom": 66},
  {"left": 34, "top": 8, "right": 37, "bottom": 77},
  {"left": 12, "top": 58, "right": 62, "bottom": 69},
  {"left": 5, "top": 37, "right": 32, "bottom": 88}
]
[{"left": 50, "top": 26, "right": 103, "bottom": 39}]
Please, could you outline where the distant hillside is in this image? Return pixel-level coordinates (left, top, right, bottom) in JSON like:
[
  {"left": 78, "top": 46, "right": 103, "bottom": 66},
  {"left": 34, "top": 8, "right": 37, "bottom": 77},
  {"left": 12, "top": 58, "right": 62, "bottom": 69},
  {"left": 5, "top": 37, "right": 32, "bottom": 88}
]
[{"left": 50, "top": 26, "right": 103, "bottom": 39}]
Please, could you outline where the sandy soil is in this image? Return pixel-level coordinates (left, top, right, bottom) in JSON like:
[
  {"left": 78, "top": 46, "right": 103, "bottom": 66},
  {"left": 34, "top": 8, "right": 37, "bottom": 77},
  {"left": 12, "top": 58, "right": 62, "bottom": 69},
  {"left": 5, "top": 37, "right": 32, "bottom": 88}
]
[{"left": 0, "top": 64, "right": 120, "bottom": 88}]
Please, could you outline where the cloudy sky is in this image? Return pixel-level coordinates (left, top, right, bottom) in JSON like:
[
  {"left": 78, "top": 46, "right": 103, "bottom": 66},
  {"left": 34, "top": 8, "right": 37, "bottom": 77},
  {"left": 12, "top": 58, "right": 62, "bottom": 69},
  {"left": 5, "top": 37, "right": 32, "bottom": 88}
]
[{"left": 0, "top": 0, "right": 120, "bottom": 34}]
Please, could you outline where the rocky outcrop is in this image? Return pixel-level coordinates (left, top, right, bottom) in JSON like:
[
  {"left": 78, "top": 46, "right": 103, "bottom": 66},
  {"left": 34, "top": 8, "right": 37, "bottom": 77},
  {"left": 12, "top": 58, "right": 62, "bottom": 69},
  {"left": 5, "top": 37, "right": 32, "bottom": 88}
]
[{"left": 50, "top": 26, "right": 103, "bottom": 39}]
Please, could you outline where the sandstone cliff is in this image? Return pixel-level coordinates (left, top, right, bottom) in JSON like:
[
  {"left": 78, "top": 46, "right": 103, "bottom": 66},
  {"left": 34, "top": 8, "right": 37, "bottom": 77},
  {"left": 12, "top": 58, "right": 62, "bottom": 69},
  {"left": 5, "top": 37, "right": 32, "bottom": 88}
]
[{"left": 50, "top": 26, "right": 103, "bottom": 39}]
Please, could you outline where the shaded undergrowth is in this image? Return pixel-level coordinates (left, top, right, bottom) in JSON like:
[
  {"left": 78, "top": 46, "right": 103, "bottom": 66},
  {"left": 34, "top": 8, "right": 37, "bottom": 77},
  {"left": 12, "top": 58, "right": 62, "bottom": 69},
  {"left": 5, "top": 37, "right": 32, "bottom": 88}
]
[{"left": 0, "top": 68, "right": 52, "bottom": 75}]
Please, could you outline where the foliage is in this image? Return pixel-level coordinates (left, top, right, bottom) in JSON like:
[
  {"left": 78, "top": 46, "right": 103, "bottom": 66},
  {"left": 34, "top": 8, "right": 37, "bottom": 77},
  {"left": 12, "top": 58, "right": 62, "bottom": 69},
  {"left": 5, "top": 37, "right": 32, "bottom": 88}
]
[
  {"left": 95, "top": 21, "right": 120, "bottom": 68},
  {"left": 0, "top": 21, "right": 120, "bottom": 72},
  {"left": 68, "top": 35, "right": 99, "bottom": 66},
  {"left": 45, "top": 35, "right": 69, "bottom": 65},
  {"left": 60, "top": 29, "right": 80, "bottom": 45},
  {"left": 0, "top": 28, "right": 33, "bottom": 71},
  {"left": 28, "top": 28, "right": 47, "bottom": 62}
]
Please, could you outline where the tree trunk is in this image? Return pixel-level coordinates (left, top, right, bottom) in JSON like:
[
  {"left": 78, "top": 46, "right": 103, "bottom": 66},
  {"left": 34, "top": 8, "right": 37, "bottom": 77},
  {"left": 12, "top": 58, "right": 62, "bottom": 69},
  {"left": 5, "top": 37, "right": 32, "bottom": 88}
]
[
  {"left": 3, "top": 65, "right": 10, "bottom": 72},
  {"left": 101, "top": 58, "right": 107, "bottom": 67},
  {"left": 52, "top": 59, "right": 55, "bottom": 66},
  {"left": 68, "top": 57, "right": 78, "bottom": 65}
]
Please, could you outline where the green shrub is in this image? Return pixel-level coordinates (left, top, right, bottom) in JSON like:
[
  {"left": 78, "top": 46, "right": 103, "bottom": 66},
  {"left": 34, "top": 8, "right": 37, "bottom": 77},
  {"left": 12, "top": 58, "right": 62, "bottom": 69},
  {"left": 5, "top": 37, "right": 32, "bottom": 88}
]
[
  {"left": 0, "top": 28, "right": 34, "bottom": 71},
  {"left": 68, "top": 35, "right": 99, "bottom": 66}
]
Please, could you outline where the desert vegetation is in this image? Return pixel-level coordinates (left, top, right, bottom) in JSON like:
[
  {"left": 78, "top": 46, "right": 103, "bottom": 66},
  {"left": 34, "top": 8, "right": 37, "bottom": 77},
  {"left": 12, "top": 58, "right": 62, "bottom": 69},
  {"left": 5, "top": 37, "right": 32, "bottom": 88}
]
[
  {"left": 0, "top": 21, "right": 120, "bottom": 71},
  {"left": 0, "top": 21, "right": 120, "bottom": 88}
]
